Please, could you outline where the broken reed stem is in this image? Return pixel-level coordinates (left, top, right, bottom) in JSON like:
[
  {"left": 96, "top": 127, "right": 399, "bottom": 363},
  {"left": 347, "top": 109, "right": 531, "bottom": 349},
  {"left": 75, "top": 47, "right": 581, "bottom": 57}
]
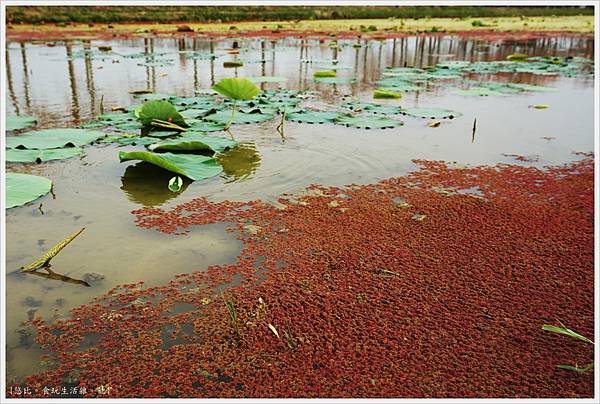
[
  {"left": 151, "top": 119, "right": 187, "bottom": 132},
  {"left": 472, "top": 118, "right": 477, "bottom": 143}
]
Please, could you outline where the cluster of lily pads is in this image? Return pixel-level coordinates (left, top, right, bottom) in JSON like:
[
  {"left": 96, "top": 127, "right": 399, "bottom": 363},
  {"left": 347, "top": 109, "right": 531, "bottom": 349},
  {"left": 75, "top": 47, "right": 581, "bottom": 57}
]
[{"left": 375, "top": 55, "right": 593, "bottom": 96}]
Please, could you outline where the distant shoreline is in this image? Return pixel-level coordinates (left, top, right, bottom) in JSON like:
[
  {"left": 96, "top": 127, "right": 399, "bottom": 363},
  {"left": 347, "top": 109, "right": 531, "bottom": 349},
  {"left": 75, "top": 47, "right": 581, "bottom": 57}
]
[{"left": 6, "top": 16, "right": 595, "bottom": 41}]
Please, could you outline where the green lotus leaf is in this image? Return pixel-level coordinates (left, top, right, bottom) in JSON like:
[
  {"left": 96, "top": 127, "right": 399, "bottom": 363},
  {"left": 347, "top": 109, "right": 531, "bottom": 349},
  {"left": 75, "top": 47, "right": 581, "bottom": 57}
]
[
  {"left": 399, "top": 107, "right": 460, "bottom": 119},
  {"left": 117, "top": 137, "right": 159, "bottom": 146},
  {"left": 286, "top": 111, "right": 342, "bottom": 124},
  {"left": 248, "top": 76, "right": 288, "bottom": 83},
  {"left": 313, "top": 70, "right": 336, "bottom": 78},
  {"left": 342, "top": 102, "right": 403, "bottom": 115},
  {"left": 6, "top": 115, "right": 37, "bottom": 131},
  {"left": 180, "top": 109, "right": 217, "bottom": 119},
  {"left": 204, "top": 110, "right": 275, "bottom": 125},
  {"left": 373, "top": 89, "right": 402, "bottom": 99},
  {"left": 505, "top": 83, "right": 558, "bottom": 92},
  {"left": 211, "top": 78, "right": 260, "bottom": 101},
  {"left": 186, "top": 120, "right": 228, "bottom": 132},
  {"left": 507, "top": 53, "right": 528, "bottom": 61},
  {"left": 334, "top": 114, "right": 403, "bottom": 129},
  {"left": 169, "top": 96, "right": 217, "bottom": 108},
  {"left": 6, "top": 172, "right": 52, "bottom": 209},
  {"left": 148, "top": 134, "right": 237, "bottom": 153},
  {"left": 379, "top": 82, "right": 422, "bottom": 92},
  {"left": 168, "top": 176, "right": 183, "bottom": 193},
  {"left": 6, "top": 128, "right": 106, "bottom": 149},
  {"left": 118, "top": 151, "right": 222, "bottom": 181},
  {"left": 6, "top": 147, "right": 83, "bottom": 163},
  {"left": 136, "top": 100, "right": 187, "bottom": 127}
]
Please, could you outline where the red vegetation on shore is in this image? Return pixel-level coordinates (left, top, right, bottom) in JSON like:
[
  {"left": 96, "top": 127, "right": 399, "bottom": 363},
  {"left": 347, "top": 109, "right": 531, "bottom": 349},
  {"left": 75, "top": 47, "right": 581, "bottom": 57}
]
[{"left": 9, "top": 157, "right": 594, "bottom": 398}]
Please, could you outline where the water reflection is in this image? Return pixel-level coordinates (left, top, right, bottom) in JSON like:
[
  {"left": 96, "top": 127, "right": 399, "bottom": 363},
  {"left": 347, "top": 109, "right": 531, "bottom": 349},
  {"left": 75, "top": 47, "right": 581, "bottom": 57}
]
[
  {"left": 4, "top": 34, "right": 594, "bottom": 128},
  {"left": 217, "top": 142, "right": 262, "bottom": 183},
  {"left": 120, "top": 162, "right": 191, "bottom": 206},
  {"left": 25, "top": 267, "right": 91, "bottom": 287}
]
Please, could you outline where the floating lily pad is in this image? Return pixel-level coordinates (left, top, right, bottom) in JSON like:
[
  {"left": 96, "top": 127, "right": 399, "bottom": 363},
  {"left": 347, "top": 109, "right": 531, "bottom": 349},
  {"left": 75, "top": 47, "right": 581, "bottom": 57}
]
[
  {"left": 133, "top": 93, "right": 173, "bottom": 102},
  {"left": 334, "top": 114, "right": 403, "bottom": 129},
  {"left": 186, "top": 120, "right": 228, "bottom": 132},
  {"left": 204, "top": 110, "right": 275, "bottom": 125},
  {"left": 6, "top": 115, "right": 37, "bottom": 131},
  {"left": 6, "top": 147, "right": 83, "bottom": 163},
  {"left": 399, "top": 107, "right": 460, "bottom": 119},
  {"left": 117, "top": 137, "right": 159, "bottom": 146},
  {"left": 6, "top": 129, "right": 106, "bottom": 149},
  {"left": 6, "top": 172, "right": 52, "bottom": 208},
  {"left": 118, "top": 151, "right": 222, "bottom": 181},
  {"left": 148, "top": 134, "right": 237, "bottom": 153},
  {"left": 342, "top": 102, "right": 402, "bottom": 115},
  {"left": 285, "top": 111, "right": 342, "bottom": 124}
]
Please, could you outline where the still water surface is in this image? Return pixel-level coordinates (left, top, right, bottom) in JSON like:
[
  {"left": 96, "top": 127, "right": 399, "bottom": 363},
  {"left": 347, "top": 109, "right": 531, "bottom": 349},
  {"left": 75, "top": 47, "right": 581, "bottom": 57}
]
[{"left": 4, "top": 34, "right": 594, "bottom": 382}]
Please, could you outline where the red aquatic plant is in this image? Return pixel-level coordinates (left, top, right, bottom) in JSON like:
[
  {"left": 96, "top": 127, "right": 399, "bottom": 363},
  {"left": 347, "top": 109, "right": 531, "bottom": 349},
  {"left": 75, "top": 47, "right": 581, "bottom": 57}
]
[{"left": 8, "top": 157, "right": 594, "bottom": 398}]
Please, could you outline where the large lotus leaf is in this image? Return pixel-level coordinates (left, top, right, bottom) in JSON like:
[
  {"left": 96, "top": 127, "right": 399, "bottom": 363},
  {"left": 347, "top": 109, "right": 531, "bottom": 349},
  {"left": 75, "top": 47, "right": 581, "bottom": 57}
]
[
  {"left": 334, "top": 114, "right": 403, "bottom": 129},
  {"left": 399, "top": 107, "right": 460, "bottom": 119},
  {"left": 6, "top": 147, "right": 83, "bottom": 163},
  {"left": 286, "top": 111, "right": 342, "bottom": 124},
  {"left": 342, "top": 102, "right": 403, "bottom": 115},
  {"left": 211, "top": 78, "right": 260, "bottom": 101},
  {"left": 248, "top": 76, "right": 288, "bottom": 83},
  {"left": 6, "top": 129, "right": 106, "bottom": 149},
  {"left": 118, "top": 151, "right": 222, "bottom": 181},
  {"left": 179, "top": 109, "right": 217, "bottom": 120},
  {"left": 6, "top": 172, "right": 52, "bottom": 208},
  {"left": 136, "top": 100, "right": 187, "bottom": 127},
  {"left": 6, "top": 115, "right": 37, "bottom": 131},
  {"left": 313, "top": 77, "right": 356, "bottom": 84},
  {"left": 204, "top": 110, "right": 275, "bottom": 125},
  {"left": 186, "top": 120, "right": 227, "bottom": 132},
  {"left": 148, "top": 134, "right": 237, "bottom": 153}
]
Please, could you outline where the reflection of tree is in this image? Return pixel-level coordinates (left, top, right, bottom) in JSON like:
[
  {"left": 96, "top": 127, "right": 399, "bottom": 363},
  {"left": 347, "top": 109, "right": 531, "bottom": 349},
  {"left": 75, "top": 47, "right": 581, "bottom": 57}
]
[
  {"left": 120, "top": 162, "right": 190, "bottom": 207},
  {"left": 217, "top": 142, "right": 261, "bottom": 183},
  {"left": 26, "top": 266, "right": 90, "bottom": 287}
]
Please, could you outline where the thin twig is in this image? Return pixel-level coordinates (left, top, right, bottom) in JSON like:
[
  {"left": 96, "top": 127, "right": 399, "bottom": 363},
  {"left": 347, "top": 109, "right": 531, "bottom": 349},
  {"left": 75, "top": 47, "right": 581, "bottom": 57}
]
[{"left": 472, "top": 118, "right": 477, "bottom": 143}]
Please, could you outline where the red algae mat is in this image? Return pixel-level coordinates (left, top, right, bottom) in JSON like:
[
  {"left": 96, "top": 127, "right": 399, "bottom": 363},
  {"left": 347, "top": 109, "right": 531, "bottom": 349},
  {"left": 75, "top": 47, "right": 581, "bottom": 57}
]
[{"left": 10, "top": 157, "right": 594, "bottom": 398}]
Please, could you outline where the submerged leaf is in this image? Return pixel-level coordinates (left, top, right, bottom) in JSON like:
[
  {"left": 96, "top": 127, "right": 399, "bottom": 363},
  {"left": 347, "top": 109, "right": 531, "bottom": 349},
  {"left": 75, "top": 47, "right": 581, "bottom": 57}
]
[
  {"left": 6, "top": 115, "right": 37, "bottom": 131},
  {"left": 6, "top": 128, "right": 106, "bottom": 149},
  {"left": 6, "top": 172, "right": 52, "bottom": 209},
  {"left": 118, "top": 151, "right": 222, "bottom": 181},
  {"left": 211, "top": 78, "right": 260, "bottom": 101},
  {"left": 6, "top": 147, "right": 83, "bottom": 163}
]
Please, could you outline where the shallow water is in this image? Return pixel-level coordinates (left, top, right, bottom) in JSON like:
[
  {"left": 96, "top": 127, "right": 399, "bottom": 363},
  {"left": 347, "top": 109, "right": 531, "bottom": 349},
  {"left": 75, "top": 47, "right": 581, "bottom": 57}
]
[{"left": 4, "top": 34, "right": 594, "bottom": 382}]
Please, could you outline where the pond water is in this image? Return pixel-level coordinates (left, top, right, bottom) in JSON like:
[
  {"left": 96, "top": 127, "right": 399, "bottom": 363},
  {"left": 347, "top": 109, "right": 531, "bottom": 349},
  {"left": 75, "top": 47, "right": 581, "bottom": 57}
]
[{"left": 4, "top": 33, "right": 594, "bottom": 382}]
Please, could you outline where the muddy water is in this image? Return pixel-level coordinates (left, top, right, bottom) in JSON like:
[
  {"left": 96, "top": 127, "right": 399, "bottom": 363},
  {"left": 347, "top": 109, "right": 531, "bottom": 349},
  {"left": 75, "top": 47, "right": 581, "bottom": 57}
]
[{"left": 4, "top": 34, "right": 594, "bottom": 382}]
